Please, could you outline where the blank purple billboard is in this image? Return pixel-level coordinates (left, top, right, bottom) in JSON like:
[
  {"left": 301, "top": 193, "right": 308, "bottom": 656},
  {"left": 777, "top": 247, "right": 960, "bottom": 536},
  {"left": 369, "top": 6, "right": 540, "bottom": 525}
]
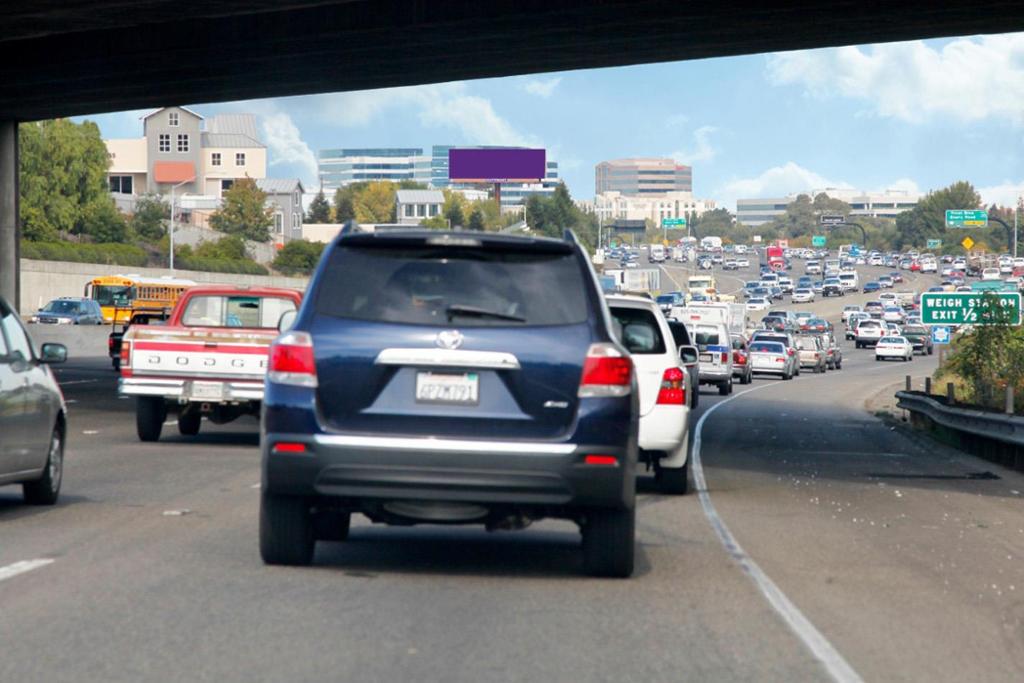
[{"left": 448, "top": 148, "right": 546, "bottom": 183}]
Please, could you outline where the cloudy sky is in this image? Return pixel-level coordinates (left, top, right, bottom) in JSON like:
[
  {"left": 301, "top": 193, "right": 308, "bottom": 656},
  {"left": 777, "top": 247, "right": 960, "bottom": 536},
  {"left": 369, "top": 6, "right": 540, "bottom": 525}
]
[{"left": 84, "top": 32, "right": 1024, "bottom": 211}]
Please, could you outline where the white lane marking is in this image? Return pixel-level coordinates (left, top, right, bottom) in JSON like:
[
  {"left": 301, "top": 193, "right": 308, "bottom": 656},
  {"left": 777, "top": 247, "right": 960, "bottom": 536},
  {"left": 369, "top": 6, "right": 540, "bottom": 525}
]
[
  {"left": 251, "top": 483, "right": 261, "bottom": 489},
  {"left": 65, "top": 399, "right": 78, "bottom": 404},
  {"left": 0, "top": 559, "right": 54, "bottom": 583},
  {"left": 59, "top": 379, "right": 98, "bottom": 386},
  {"left": 692, "top": 383, "right": 864, "bottom": 683},
  {"left": 163, "top": 420, "right": 178, "bottom": 426}
]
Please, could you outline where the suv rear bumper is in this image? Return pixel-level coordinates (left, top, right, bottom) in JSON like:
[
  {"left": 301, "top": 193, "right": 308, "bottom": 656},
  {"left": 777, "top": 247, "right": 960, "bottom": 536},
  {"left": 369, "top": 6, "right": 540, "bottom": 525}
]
[{"left": 262, "top": 433, "right": 635, "bottom": 510}]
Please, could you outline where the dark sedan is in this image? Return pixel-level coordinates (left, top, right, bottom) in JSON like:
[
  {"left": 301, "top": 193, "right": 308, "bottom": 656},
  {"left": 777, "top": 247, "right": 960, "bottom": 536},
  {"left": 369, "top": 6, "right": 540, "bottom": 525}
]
[{"left": 1, "top": 298, "right": 68, "bottom": 504}]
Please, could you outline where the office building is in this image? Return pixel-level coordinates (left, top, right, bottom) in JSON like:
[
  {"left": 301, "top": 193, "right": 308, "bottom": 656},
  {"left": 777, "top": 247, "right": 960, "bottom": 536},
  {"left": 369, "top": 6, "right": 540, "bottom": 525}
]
[
  {"left": 583, "top": 191, "right": 717, "bottom": 225},
  {"left": 318, "top": 148, "right": 432, "bottom": 191},
  {"left": 595, "top": 158, "right": 692, "bottom": 196},
  {"left": 736, "top": 188, "right": 921, "bottom": 226}
]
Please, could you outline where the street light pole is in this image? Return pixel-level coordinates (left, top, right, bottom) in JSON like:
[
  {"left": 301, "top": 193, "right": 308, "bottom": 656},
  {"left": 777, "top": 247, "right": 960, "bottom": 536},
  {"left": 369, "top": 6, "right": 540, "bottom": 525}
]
[{"left": 168, "top": 177, "right": 195, "bottom": 273}]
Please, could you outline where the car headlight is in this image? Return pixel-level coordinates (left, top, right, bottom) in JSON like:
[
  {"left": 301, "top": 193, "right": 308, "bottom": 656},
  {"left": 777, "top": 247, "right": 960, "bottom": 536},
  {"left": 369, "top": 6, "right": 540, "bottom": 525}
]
[
  {"left": 29, "top": 316, "right": 38, "bottom": 323},
  {"left": 57, "top": 317, "right": 73, "bottom": 324}
]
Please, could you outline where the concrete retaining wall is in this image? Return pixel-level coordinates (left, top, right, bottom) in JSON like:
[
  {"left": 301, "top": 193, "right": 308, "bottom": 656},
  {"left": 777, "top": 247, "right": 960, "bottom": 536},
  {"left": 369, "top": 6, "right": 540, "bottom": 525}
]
[
  {"left": 26, "top": 324, "right": 112, "bottom": 360},
  {"left": 19, "top": 259, "right": 308, "bottom": 316}
]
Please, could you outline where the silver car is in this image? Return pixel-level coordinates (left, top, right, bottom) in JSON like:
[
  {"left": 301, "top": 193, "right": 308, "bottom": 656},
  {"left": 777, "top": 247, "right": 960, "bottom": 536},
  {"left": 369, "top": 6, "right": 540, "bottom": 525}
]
[{"left": 0, "top": 298, "right": 68, "bottom": 504}]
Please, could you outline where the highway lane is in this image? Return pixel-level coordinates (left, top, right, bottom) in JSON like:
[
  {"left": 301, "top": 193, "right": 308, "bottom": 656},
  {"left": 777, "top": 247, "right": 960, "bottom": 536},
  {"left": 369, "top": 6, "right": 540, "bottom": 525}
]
[{"left": 2, "top": 262, "right": 1022, "bottom": 681}]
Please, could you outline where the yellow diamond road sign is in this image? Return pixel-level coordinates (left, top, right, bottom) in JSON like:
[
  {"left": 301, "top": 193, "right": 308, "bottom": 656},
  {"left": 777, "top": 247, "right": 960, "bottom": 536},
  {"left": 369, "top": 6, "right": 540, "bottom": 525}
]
[{"left": 961, "top": 236, "right": 975, "bottom": 250}]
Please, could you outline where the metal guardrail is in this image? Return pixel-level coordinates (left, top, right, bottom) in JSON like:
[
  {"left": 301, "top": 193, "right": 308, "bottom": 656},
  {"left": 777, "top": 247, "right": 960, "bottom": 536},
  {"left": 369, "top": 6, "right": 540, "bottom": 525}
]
[{"left": 895, "top": 391, "right": 1024, "bottom": 448}]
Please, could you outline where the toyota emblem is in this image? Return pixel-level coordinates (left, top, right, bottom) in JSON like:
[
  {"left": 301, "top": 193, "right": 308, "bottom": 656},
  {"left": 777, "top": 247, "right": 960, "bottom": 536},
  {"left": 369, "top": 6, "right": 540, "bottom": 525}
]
[{"left": 436, "top": 330, "right": 464, "bottom": 350}]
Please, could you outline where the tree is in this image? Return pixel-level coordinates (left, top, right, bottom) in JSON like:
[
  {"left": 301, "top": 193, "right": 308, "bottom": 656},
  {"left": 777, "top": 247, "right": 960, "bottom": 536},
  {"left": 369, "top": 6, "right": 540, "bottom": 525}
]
[
  {"left": 193, "top": 235, "right": 248, "bottom": 260},
  {"left": 333, "top": 187, "right": 357, "bottom": 223},
  {"left": 306, "top": 190, "right": 331, "bottom": 223},
  {"left": 209, "top": 177, "right": 274, "bottom": 242},
  {"left": 130, "top": 194, "right": 169, "bottom": 242},
  {"left": 272, "top": 239, "right": 326, "bottom": 276},
  {"left": 444, "top": 190, "right": 466, "bottom": 228},
  {"left": 467, "top": 207, "right": 485, "bottom": 231},
  {"left": 354, "top": 181, "right": 396, "bottom": 223},
  {"left": 81, "top": 198, "right": 129, "bottom": 243},
  {"left": 896, "top": 181, "right": 981, "bottom": 249},
  {"left": 19, "top": 118, "right": 116, "bottom": 242}
]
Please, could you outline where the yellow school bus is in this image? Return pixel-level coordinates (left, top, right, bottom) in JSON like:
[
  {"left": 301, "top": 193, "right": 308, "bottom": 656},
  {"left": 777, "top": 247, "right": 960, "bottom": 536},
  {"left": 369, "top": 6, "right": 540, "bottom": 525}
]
[{"left": 84, "top": 274, "right": 196, "bottom": 323}]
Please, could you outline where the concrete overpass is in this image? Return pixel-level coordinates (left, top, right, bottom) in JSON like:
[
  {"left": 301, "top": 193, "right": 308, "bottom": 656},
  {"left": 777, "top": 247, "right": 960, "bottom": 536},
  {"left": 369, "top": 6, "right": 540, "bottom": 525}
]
[{"left": 3, "top": 0, "right": 1024, "bottom": 306}]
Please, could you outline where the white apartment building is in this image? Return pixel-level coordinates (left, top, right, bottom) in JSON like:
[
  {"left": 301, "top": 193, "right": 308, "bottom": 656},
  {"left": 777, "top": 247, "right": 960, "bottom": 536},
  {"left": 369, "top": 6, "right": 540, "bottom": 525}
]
[
  {"left": 584, "top": 191, "right": 717, "bottom": 225},
  {"left": 737, "top": 188, "right": 921, "bottom": 226}
]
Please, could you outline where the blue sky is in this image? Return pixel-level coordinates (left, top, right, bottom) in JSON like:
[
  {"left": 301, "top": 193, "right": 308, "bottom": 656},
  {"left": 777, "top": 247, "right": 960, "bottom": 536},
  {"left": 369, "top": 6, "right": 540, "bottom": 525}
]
[{"left": 84, "top": 32, "right": 1024, "bottom": 211}]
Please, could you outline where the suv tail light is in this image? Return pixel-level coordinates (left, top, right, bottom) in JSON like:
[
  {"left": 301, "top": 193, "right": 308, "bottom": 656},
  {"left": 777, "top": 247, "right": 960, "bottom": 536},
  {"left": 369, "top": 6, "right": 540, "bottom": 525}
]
[
  {"left": 269, "top": 331, "right": 318, "bottom": 388},
  {"left": 656, "top": 367, "right": 686, "bottom": 405},
  {"left": 578, "top": 343, "right": 632, "bottom": 398},
  {"left": 720, "top": 351, "right": 729, "bottom": 363}
]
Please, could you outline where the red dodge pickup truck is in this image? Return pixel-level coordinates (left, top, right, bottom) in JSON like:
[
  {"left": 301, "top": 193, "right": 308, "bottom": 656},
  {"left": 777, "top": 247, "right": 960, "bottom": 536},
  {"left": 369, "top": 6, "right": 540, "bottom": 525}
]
[{"left": 119, "top": 285, "right": 303, "bottom": 442}]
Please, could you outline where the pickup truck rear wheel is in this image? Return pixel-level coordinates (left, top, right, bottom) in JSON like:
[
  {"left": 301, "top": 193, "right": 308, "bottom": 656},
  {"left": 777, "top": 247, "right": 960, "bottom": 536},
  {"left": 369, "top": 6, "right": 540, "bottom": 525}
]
[
  {"left": 178, "top": 409, "right": 201, "bottom": 436},
  {"left": 111, "top": 358, "right": 120, "bottom": 371},
  {"left": 136, "top": 397, "right": 166, "bottom": 442},
  {"left": 582, "top": 507, "right": 635, "bottom": 578},
  {"left": 260, "top": 494, "right": 315, "bottom": 566}
]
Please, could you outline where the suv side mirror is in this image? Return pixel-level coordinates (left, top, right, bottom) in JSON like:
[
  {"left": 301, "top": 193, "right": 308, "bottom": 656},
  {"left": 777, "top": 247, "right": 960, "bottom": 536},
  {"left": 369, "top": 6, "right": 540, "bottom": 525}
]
[
  {"left": 39, "top": 343, "right": 67, "bottom": 364},
  {"left": 278, "top": 309, "right": 298, "bottom": 332},
  {"left": 678, "top": 345, "right": 699, "bottom": 364}
]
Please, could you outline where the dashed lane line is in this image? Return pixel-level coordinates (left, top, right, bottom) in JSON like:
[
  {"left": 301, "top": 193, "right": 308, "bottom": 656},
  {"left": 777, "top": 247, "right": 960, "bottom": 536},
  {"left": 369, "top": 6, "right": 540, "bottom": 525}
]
[
  {"left": 692, "top": 381, "right": 865, "bottom": 683},
  {"left": 0, "top": 559, "right": 55, "bottom": 583}
]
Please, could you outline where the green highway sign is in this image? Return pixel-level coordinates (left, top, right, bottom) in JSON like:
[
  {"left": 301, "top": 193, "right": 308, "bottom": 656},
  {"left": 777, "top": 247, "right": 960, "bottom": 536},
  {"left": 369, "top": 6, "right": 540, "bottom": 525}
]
[
  {"left": 920, "top": 292, "right": 1022, "bottom": 326},
  {"left": 812, "top": 235, "right": 827, "bottom": 247},
  {"left": 661, "top": 217, "right": 687, "bottom": 228},
  {"left": 926, "top": 238, "right": 942, "bottom": 249},
  {"left": 945, "top": 209, "right": 988, "bottom": 229}
]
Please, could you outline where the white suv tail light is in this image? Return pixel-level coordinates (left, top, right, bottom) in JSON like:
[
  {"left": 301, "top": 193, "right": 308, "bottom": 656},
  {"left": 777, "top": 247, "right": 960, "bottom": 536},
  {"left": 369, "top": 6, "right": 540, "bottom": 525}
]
[
  {"left": 269, "top": 331, "right": 317, "bottom": 387},
  {"left": 578, "top": 343, "right": 632, "bottom": 398}
]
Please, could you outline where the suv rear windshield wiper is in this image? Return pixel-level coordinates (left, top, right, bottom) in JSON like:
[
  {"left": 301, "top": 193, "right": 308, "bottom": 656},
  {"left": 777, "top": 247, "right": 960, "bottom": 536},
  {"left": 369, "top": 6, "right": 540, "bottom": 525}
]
[{"left": 446, "top": 304, "right": 526, "bottom": 323}]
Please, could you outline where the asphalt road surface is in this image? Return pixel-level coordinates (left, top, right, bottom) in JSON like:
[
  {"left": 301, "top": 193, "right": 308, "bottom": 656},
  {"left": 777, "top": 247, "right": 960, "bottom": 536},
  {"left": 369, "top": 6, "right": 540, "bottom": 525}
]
[{"left": 2, "top": 260, "right": 1023, "bottom": 682}]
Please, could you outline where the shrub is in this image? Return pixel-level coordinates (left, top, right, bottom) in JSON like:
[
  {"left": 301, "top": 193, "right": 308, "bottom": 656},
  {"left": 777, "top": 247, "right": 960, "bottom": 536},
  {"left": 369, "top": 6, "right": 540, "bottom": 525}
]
[{"left": 21, "top": 241, "right": 148, "bottom": 266}]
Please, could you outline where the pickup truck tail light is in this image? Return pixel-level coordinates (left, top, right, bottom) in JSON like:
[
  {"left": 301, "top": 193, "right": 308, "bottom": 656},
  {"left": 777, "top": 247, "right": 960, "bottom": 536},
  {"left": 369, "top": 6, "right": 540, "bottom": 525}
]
[
  {"left": 656, "top": 367, "right": 686, "bottom": 405},
  {"left": 119, "top": 340, "right": 131, "bottom": 370},
  {"left": 269, "top": 331, "right": 318, "bottom": 388},
  {"left": 578, "top": 343, "right": 632, "bottom": 398}
]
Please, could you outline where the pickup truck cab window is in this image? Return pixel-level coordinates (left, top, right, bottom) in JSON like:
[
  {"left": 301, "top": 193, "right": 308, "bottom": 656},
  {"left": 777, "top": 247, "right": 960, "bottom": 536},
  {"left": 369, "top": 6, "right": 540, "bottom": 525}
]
[{"left": 182, "top": 295, "right": 297, "bottom": 328}]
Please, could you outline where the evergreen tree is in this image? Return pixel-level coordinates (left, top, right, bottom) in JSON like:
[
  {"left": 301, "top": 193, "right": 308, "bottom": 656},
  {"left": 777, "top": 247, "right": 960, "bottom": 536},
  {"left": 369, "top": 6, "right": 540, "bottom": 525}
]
[{"left": 306, "top": 190, "right": 331, "bottom": 223}]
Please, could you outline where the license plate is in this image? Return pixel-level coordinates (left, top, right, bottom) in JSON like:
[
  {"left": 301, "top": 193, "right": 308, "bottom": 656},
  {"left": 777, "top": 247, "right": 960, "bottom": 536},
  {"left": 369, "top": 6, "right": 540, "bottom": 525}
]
[
  {"left": 191, "top": 381, "right": 224, "bottom": 401},
  {"left": 415, "top": 372, "right": 479, "bottom": 405},
  {"left": 699, "top": 353, "right": 713, "bottom": 362}
]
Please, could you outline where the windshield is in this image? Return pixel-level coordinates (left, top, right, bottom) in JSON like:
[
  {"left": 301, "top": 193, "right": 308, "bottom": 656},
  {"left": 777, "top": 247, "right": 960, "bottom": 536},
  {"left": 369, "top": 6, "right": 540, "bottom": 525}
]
[
  {"left": 92, "top": 285, "right": 132, "bottom": 307},
  {"left": 42, "top": 300, "right": 83, "bottom": 314}
]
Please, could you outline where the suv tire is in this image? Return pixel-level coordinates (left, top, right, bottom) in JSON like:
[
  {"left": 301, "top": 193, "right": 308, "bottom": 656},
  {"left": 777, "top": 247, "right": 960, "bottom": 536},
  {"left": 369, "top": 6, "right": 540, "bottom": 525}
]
[
  {"left": 718, "top": 379, "right": 731, "bottom": 396},
  {"left": 260, "top": 493, "right": 315, "bottom": 566},
  {"left": 657, "top": 461, "right": 689, "bottom": 494},
  {"left": 136, "top": 397, "right": 166, "bottom": 442},
  {"left": 582, "top": 507, "right": 635, "bottom": 578}
]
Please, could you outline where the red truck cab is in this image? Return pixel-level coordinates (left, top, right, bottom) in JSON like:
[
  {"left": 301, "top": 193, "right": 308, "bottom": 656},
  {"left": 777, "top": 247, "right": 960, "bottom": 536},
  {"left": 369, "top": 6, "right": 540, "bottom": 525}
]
[{"left": 119, "top": 285, "right": 303, "bottom": 442}]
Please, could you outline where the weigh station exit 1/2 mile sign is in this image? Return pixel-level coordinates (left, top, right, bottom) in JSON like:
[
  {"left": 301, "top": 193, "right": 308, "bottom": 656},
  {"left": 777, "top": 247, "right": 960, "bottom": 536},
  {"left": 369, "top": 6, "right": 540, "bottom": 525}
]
[{"left": 920, "top": 292, "right": 1022, "bottom": 326}]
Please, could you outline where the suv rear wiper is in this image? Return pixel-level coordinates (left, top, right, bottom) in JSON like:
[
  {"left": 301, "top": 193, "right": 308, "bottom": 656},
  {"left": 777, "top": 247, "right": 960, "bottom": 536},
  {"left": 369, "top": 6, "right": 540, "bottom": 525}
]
[{"left": 446, "top": 304, "right": 526, "bottom": 323}]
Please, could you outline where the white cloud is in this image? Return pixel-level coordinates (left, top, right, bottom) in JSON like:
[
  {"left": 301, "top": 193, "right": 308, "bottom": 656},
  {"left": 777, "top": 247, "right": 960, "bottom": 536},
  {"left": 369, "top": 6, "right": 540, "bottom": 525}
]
[
  {"left": 714, "top": 161, "right": 852, "bottom": 209},
  {"left": 521, "top": 77, "right": 562, "bottom": 98},
  {"left": 978, "top": 180, "right": 1024, "bottom": 207},
  {"left": 260, "top": 112, "right": 318, "bottom": 187},
  {"left": 883, "top": 178, "right": 921, "bottom": 195},
  {"left": 665, "top": 113, "right": 690, "bottom": 130},
  {"left": 671, "top": 125, "right": 718, "bottom": 165},
  {"left": 766, "top": 34, "right": 1024, "bottom": 123},
  {"left": 311, "top": 81, "right": 539, "bottom": 146}
]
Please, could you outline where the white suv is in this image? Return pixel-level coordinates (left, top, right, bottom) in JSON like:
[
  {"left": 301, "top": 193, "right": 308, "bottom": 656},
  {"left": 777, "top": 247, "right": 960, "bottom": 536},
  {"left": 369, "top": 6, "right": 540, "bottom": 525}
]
[
  {"left": 854, "top": 319, "right": 885, "bottom": 348},
  {"left": 607, "top": 294, "right": 691, "bottom": 494}
]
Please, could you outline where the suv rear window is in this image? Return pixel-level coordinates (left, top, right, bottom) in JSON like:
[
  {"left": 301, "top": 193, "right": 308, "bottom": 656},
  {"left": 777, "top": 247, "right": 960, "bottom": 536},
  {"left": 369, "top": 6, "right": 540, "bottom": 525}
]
[
  {"left": 609, "top": 306, "right": 666, "bottom": 354},
  {"left": 316, "top": 245, "right": 588, "bottom": 327},
  {"left": 693, "top": 324, "right": 721, "bottom": 346}
]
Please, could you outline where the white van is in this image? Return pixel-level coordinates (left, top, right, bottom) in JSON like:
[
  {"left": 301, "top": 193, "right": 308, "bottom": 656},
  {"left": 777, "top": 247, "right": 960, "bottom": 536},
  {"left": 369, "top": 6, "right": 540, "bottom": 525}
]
[
  {"left": 689, "top": 321, "right": 734, "bottom": 395},
  {"left": 837, "top": 271, "right": 858, "bottom": 291}
]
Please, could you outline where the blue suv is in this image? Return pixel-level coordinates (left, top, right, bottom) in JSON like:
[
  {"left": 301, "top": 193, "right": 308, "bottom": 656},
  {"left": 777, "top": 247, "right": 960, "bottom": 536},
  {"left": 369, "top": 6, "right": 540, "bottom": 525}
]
[{"left": 260, "top": 228, "right": 639, "bottom": 577}]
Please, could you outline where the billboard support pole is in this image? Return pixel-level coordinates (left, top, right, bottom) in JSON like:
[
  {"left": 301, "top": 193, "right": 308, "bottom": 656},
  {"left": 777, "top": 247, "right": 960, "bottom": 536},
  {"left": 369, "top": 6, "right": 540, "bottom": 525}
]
[{"left": 493, "top": 182, "right": 501, "bottom": 210}]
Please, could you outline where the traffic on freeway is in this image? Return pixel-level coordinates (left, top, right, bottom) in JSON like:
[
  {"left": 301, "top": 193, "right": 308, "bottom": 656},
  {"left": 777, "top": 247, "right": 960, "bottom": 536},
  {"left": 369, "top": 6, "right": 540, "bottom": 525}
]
[{"left": 4, "top": 233, "right": 1024, "bottom": 682}]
